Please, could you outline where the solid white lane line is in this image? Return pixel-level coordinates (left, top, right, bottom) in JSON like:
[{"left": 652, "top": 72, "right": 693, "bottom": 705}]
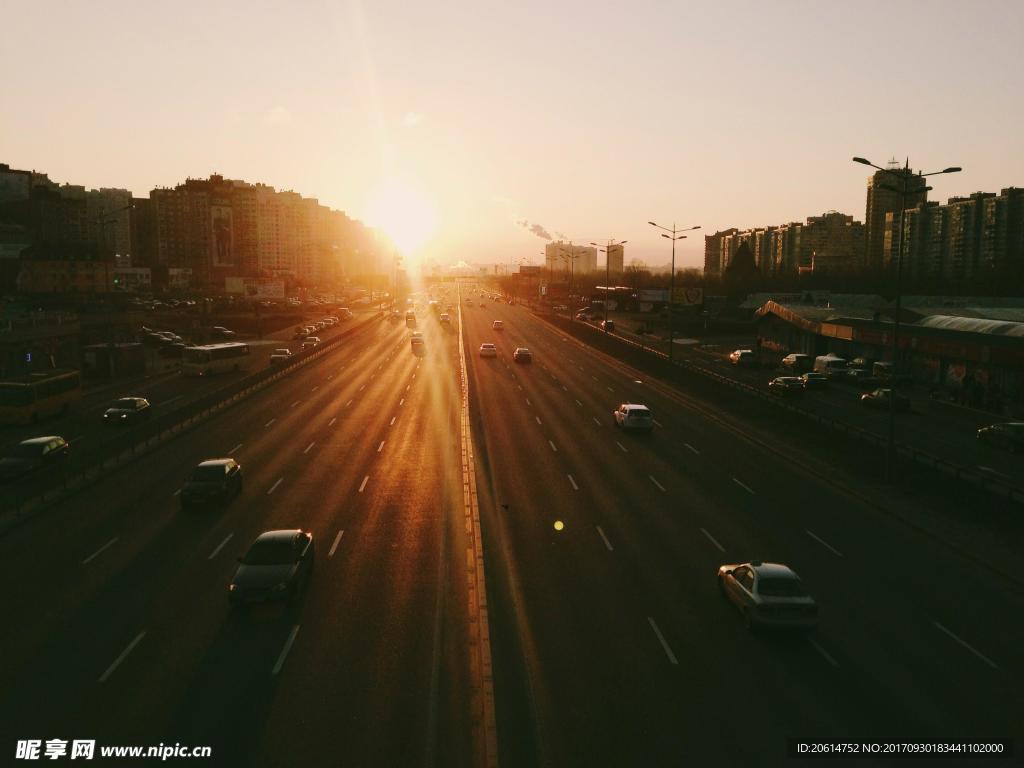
[
  {"left": 934, "top": 622, "right": 999, "bottom": 669},
  {"left": 272, "top": 625, "right": 300, "bottom": 676},
  {"left": 535, "top": 416, "right": 542, "bottom": 425},
  {"left": 329, "top": 530, "right": 345, "bottom": 557},
  {"left": 328, "top": 417, "right": 337, "bottom": 427},
  {"left": 228, "top": 443, "right": 243, "bottom": 455},
  {"left": 82, "top": 537, "right": 118, "bottom": 565},
  {"left": 265, "top": 418, "right": 276, "bottom": 428},
  {"left": 700, "top": 528, "right": 725, "bottom": 552},
  {"left": 649, "top": 476, "right": 666, "bottom": 492},
  {"left": 810, "top": 638, "right": 839, "bottom": 667},
  {"left": 652, "top": 419, "right": 663, "bottom": 428},
  {"left": 304, "top": 441, "right": 316, "bottom": 454},
  {"left": 648, "top": 618, "right": 678, "bottom": 665},
  {"left": 684, "top": 443, "right": 700, "bottom": 454},
  {"left": 400, "top": 398, "right": 404, "bottom": 406},
  {"left": 806, "top": 530, "right": 844, "bottom": 557},
  {"left": 98, "top": 631, "right": 146, "bottom": 683},
  {"left": 548, "top": 440, "right": 558, "bottom": 452},
  {"left": 390, "top": 416, "right": 396, "bottom": 426},
  {"left": 208, "top": 533, "right": 233, "bottom": 560},
  {"left": 575, "top": 399, "right": 583, "bottom": 407},
  {"left": 267, "top": 477, "right": 284, "bottom": 495},
  {"left": 377, "top": 441, "right": 385, "bottom": 453},
  {"left": 732, "top": 477, "right": 755, "bottom": 495},
  {"left": 592, "top": 417, "right": 602, "bottom": 426},
  {"left": 567, "top": 474, "right": 579, "bottom": 491},
  {"left": 616, "top": 441, "right": 628, "bottom": 453},
  {"left": 596, "top": 526, "right": 614, "bottom": 552},
  {"left": 290, "top": 400, "right": 301, "bottom": 408},
  {"left": 359, "top": 475, "right": 369, "bottom": 492}
]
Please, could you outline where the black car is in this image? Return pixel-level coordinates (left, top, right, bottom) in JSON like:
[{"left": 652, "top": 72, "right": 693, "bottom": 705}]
[
  {"left": 513, "top": 347, "right": 533, "bottom": 364},
  {"left": 768, "top": 376, "right": 805, "bottom": 398},
  {"left": 102, "top": 397, "right": 152, "bottom": 424},
  {"left": 181, "top": 458, "right": 243, "bottom": 508},
  {"left": 229, "top": 530, "right": 315, "bottom": 607},
  {"left": 977, "top": 422, "right": 1024, "bottom": 454},
  {"left": 860, "top": 388, "right": 911, "bottom": 412},
  {"left": 0, "top": 436, "right": 69, "bottom": 483}
]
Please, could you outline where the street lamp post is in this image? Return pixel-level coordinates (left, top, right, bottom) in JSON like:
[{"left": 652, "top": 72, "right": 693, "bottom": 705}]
[
  {"left": 648, "top": 221, "right": 700, "bottom": 361},
  {"left": 852, "top": 156, "right": 960, "bottom": 483},
  {"left": 591, "top": 239, "right": 627, "bottom": 332},
  {"left": 557, "top": 243, "right": 579, "bottom": 319}
]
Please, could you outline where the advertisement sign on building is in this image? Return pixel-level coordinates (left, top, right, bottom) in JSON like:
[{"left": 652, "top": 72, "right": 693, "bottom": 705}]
[
  {"left": 673, "top": 287, "right": 703, "bottom": 306},
  {"left": 638, "top": 289, "right": 669, "bottom": 303}
]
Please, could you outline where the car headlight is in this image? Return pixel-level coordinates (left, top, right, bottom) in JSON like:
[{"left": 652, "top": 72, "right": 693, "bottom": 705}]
[{"left": 121, "top": 413, "right": 128, "bottom": 419}]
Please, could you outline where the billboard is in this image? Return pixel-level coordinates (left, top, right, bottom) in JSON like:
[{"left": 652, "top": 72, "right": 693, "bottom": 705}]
[
  {"left": 256, "top": 280, "right": 285, "bottom": 299},
  {"left": 673, "top": 287, "right": 703, "bottom": 306},
  {"left": 519, "top": 265, "right": 542, "bottom": 276},
  {"left": 638, "top": 289, "right": 669, "bottom": 303},
  {"left": 210, "top": 205, "right": 234, "bottom": 267}
]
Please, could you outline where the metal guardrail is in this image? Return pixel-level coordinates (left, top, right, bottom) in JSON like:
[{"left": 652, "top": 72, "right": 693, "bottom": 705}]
[
  {"left": 545, "top": 314, "right": 1024, "bottom": 505},
  {"left": 1, "top": 312, "right": 384, "bottom": 528}
]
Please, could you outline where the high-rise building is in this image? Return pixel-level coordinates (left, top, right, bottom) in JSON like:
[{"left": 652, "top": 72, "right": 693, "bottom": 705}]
[
  {"left": 544, "top": 241, "right": 597, "bottom": 276},
  {"left": 703, "top": 228, "right": 738, "bottom": 275},
  {"left": 981, "top": 187, "right": 1024, "bottom": 275},
  {"left": 85, "top": 187, "right": 132, "bottom": 260},
  {"left": 864, "top": 165, "right": 929, "bottom": 270},
  {"left": 605, "top": 243, "right": 624, "bottom": 275}
]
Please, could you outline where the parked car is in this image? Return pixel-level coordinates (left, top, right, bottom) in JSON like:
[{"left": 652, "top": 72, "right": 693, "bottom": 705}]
[
  {"left": 718, "top": 561, "right": 819, "bottom": 631},
  {"left": 768, "top": 376, "right": 805, "bottom": 398},
  {"left": 0, "top": 436, "right": 70, "bottom": 483},
  {"left": 780, "top": 353, "right": 812, "bottom": 373},
  {"left": 270, "top": 349, "right": 293, "bottom": 365},
  {"left": 860, "top": 388, "right": 911, "bottom": 412},
  {"left": 181, "top": 458, "right": 243, "bottom": 508},
  {"left": 977, "top": 422, "right": 1024, "bottom": 454},
  {"left": 613, "top": 403, "right": 654, "bottom": 432},
  {"left": 729, "top": 349, "right": 758, "bottom": 367},
  {"left": 800, "top": 372, "right": 828, "bottom": 390},
  {"left": 102, "top": 397, "right": 152, "bottom": 424},
  {"left": 513, "top": 347, "right": 533, "bottom": 363},
  {"left": 229, "top": 529, "right": 315, "bottom": 608},
  {"left": 479, "top": 343, "right": 498, "bottom": 358}
]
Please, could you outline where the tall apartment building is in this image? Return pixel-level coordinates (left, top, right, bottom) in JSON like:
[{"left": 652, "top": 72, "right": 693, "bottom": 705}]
[
  {"left": 605, "top": 243, "right": 624, "bottom": 275},
  {"left": 864, "top": 165, "right": 928, "bottom": 270},
  {"left": 703, "top": 228, "right": 738, "bottom": 275},
  {"left": 544, "top": 241, "right": 597, "bottom": 276},
  {"left": 802, "top": 212, "right": 864, "bottom": 273},
  {"left": 981, "top": 187, "right": 1024, "bottom": 274},
  {"left": 85, "top": 187, "right": 132, "bottom": 260}
]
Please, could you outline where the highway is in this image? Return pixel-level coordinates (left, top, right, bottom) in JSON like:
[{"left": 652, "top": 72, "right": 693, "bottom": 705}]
[
  {"left": 1, "top": 286, "right": 1021, "bottom": 766},
  {"left": 461, "top": 296, "right": 1023, "bottom": 765}
]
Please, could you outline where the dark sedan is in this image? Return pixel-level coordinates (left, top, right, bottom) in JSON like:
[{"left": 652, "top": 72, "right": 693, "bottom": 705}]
[
  {"left": 768, "top": 376, "right": 805, "bottom": 398},
  {"left": 0, "top": 436, "right": 69, "bottom": 483},
  {"left": 977, "top": 422, "right": 1024, "bottom": 454},
  {"left": 180, "top": 458, "right": 243, "bottom": 508},
  {"left": 102, "top": 397, "right": 152, "bottom": 424},
  {"left": 229, "top": 530, "right": 315, "bottom": 607},
  {"left": 860, "top": 388, "right": 911, "bottom": 412},
  {"left": 513, "top": 347, "right": 533, "bottom": 364}
]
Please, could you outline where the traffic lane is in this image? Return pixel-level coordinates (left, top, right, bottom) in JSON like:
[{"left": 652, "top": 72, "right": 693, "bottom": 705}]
[
  {"left": 256, "top": 332, "right": 471, "bottom": 767},
  {"left": 465, "top": 340, "right": 894, "bottom": 764},
  {"left": 479, "top": 321, "right": 1024, "bottom": 753},
  {"left": 0, "top": 323, "right": 412, "bottom": 680},
  {"left": 1, "top": 327, "right": 429, "bottom": 755}
]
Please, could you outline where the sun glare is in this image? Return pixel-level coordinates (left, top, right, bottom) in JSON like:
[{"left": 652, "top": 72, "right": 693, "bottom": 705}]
[{"left": 364, "top": 177, "right": 438, "bottom": 258}]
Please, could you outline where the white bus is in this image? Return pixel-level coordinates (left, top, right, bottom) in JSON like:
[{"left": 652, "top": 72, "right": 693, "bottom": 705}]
[
  {"left": 0, "top": 369, "right": 82, "bottom": 425},
  {"left": 182, "top": 343, "right": 251, "bottom": 377}
]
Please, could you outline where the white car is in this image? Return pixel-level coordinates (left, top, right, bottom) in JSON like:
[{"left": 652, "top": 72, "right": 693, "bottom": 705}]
[
  {"left": 479, "top": 343, "right": 498, "bottom": 358},
  {"left": 717, "top": 561, "right": 819, "bottom": 631},
  {"left": 302, "top": 336, "right": 321, "bottom": 349},
  {"left": 492, "top": 320, "right": 504, "bottom": 331},
  {"left": 613, "top": 403, "right": 653, "bottom": 432}
]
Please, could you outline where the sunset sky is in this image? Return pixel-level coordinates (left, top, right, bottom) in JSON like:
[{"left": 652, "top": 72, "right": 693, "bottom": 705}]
[{"left": 3, "top": 0, "right": 1022, "bottom": 270}]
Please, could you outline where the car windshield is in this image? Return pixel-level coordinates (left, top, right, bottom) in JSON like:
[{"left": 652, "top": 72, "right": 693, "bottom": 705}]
[
  {"left": 758, "top": 577, "right": 807, "bottom": 597},
  {"left": 190, "top": 465, "right": 225, "bottom": 482},
  {"left": 630, "top": 410, "right": 651, "bottom": 419},
  {"left": 243, "top": 538, "right": 296, "bottom": 565}
]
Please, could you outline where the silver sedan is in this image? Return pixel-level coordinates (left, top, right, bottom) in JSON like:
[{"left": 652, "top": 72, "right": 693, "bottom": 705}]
[{"left": 717, "top": 561, "right": 818, "bottom": 631}]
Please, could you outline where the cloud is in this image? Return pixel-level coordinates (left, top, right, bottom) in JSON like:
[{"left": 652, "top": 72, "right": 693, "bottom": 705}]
[
  {"left": 264, "top": 106, "right": 292, "bottom": 125},
  {"left": 403, "top": 111, "right": 424, "bottom": 127},
  {"left": 516, "top": 219, "right": 552, "bottom": 240}
]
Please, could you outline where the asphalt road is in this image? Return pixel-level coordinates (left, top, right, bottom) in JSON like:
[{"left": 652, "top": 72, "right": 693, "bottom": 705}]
[
  {"left": 0, "top": 311, "right": 474, "bottom": 767},
  {"left": 462, "top": 298, "right": 1023, "bottom": 766},
  {"left": 2, "top": 287, "right": 1021, "bottom": 767}
]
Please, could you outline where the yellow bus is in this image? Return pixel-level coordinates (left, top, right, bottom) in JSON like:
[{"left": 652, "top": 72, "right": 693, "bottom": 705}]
[{"left": 0, "top": 369, "right": 82, "bottom": 425}]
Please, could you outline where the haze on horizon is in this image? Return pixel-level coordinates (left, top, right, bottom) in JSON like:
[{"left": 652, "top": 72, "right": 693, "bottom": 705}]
[{"left": 2, "top": 0, "right": 1021, "bottom": 270}]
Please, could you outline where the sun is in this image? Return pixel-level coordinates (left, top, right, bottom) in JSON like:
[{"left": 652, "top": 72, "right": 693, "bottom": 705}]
[{"left": 363, "top": 176, "right": 438, "bottom": 257}]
